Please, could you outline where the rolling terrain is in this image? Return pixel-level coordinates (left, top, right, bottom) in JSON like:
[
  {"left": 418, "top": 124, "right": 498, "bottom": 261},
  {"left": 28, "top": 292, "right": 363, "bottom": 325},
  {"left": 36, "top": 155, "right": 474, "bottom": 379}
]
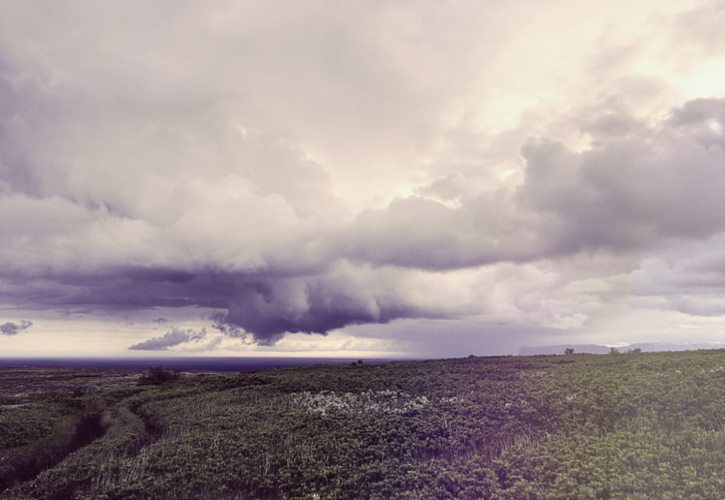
[{"left": 1, "top": 350, "right": 724, "bottom": 499}]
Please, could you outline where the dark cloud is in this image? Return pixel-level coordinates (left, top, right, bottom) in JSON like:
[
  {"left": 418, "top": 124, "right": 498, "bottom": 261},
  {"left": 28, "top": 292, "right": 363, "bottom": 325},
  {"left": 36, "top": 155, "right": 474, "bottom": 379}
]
[
  {"left": 213, "top": 275, "right": 440, "bottom": 344},
  {"left": 210, "top": 314, "right": 251, "bottom": 340},
  {"left": 0, "top": 320, "right": 33, "bottom": 336}
]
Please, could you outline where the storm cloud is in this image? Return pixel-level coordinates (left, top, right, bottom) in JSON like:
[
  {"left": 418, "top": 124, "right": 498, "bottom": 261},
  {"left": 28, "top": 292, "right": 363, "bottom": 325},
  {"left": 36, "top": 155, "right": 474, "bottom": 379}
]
[
  {"left": 2, "top": 94, "right": 724, "bottom": 343},
  {"left": 1, "top": 1, "right": 725, "bottom": 353}
]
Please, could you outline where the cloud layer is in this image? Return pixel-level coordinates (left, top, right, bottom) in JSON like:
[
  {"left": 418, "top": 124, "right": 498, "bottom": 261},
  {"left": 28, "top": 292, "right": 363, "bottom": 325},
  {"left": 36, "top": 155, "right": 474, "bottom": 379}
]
[{"left": 1, "top": 1, "right": 725, "bottom": 353}]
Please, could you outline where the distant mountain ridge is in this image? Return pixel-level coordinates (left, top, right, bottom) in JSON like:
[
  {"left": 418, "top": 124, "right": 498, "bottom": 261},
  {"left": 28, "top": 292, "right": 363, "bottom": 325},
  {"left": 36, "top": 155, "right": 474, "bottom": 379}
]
[{"left": 518, "top": 342, "right": 725, "bottom": 356}]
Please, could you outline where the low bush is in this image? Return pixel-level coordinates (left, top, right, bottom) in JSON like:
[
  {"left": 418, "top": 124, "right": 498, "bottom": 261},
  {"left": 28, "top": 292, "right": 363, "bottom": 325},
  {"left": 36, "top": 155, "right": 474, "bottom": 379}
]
[{"left": 137, "top": 368, "right": 182, "bottom": 386}]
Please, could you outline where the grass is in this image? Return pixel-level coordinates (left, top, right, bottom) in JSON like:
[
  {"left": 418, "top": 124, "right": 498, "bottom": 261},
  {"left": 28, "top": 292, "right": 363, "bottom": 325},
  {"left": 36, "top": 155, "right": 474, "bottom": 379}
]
[{"left": 0, "top": 350, "right": 724, "bottom": 499}]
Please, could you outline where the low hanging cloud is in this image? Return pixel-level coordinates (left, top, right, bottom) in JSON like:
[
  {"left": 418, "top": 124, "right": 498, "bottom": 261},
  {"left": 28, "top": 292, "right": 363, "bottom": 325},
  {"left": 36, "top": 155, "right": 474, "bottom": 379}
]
[
  {"left": 209, "top": 262, "right": 457, "bottom": 344},
  {"left": 129, "top": 327, "right": 208, "bottom": 351},
  {"left": 129, "top": 325, "right": 251, "bottom": 351},
  {"left": 0, "top": 320, "right": 33, "bottom": 336}
]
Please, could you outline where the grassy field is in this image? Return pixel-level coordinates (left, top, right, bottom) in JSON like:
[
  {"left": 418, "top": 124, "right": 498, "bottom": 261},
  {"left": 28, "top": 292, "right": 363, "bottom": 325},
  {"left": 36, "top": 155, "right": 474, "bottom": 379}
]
[{"left": 1, "top": 350, "right": 724, "bottom": 499}]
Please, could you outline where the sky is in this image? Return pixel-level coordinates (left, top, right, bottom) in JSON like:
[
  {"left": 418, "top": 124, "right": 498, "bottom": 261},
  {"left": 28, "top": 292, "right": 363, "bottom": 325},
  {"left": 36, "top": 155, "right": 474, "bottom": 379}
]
[{"left": 1, "top": 0, "right": 725, "bottom": 358}]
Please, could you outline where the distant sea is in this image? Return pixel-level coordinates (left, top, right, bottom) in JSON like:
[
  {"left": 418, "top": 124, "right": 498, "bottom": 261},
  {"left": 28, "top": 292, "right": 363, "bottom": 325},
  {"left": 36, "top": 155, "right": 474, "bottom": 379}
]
[{"left": 0, "top": 357, "right": 403, "bottom": 372}]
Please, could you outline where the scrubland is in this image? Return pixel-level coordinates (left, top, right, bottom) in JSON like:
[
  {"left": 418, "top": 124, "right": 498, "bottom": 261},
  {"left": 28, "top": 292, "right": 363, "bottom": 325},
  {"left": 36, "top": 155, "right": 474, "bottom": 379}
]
[{"left": 1, "top": 350, "right": 724, "bottom": 499}]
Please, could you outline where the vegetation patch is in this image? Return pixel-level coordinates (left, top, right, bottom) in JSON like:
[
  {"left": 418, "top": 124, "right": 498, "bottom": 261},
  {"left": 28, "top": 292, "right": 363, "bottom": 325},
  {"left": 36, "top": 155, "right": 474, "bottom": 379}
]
[
  {"left": 137, "top": 368, "right": 182, "bottom": 386},
  {"left": 0, "top": 409, "right": 107, "bottom": 492},
  {"left": 291, "top": 389, "right": 430, "bottom": 416},
  {"left": 1, "top": 350, "right": 724, "bottom": 498}
]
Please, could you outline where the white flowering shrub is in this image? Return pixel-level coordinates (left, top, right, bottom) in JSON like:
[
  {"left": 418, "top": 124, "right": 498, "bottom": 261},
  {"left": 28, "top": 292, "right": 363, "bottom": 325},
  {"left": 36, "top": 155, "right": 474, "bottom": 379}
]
[{"left": 291, "top": 390, "right": 430, "bottom": 417}]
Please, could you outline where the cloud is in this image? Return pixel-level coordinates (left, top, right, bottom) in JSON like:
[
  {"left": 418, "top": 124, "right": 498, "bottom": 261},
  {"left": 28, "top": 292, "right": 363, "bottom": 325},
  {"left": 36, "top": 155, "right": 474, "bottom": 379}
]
[
  {"left": 520, "top": 103, "right": 725, "bottom": 249},
  {"left": 129, "top": 324, "right": 252, "bottom": 351},
  {"left": 0, "top": 320, "right": 33, "bottom": 336},
  {"left": 2, "top": 98, "right": 725, "bottom": 344},
  {"left": 2, "top": 1, "right": 725, "bottom": 353},
  {"left": 211, "top": 262, "right": 455, "bottom": 344},
  {"left": 129, "top": 327, "right": 207, "bottom": 351},
  {"left": 673, "top": 1, "right": 725, "bottom": 56},
  {"left": 345, "top": 98, "right": 725, "bottom": 269}
]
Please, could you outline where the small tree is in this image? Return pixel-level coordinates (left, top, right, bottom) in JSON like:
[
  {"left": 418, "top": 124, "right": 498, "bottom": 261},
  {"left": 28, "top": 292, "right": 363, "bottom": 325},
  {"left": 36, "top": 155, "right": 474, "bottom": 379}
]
[
  {"left": 609, "top": 347, "right": 620, "bottom": 355},
  {"left": 564, "top": 348, "right": 575, "bottom": 355}
]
